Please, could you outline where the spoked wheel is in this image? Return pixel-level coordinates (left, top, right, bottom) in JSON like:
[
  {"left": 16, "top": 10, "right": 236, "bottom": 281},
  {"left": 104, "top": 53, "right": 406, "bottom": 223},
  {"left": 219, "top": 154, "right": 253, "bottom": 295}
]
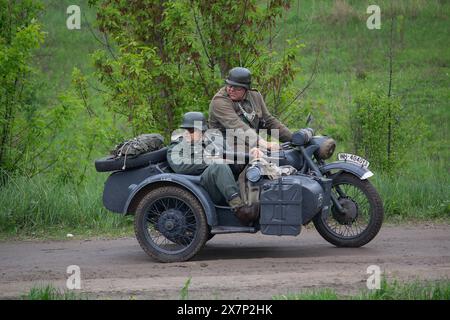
[
  {"left": 313, "top": 173, "right": 384, "bottom": 247},
  {"left": 134, "top": 186, "right": 208, "bottom": 262}
]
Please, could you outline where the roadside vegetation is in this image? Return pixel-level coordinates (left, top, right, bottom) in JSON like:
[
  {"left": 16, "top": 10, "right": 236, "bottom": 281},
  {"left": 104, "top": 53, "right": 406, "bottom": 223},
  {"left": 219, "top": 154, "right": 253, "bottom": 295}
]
[
  {"left": 22, "top": 278, "right": 450, "bottom": 300},
  {"left": 273, "top": 278, "right": 450, "bottom": 300},
  {"left": 22, "top": 284, "right": 86, "bottom": 300},
  {"left": 0, "top": 0, "right": 448, "bottom": 239}
]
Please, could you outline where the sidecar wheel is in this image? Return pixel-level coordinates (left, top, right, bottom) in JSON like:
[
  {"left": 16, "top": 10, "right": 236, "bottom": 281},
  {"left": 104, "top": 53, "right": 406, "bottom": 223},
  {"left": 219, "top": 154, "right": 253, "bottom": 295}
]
[
  {"left": 134, "top": 186, "right": 208, "bottom": 262},
  {"left": 313, "top": 173, "right": 384, "bottom": 247}
]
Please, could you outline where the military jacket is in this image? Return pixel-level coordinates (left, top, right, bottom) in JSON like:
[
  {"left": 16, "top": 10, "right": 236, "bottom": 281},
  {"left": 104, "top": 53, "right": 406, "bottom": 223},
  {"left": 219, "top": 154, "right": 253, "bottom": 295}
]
[
  {"left": 166, "top": 137, "right": 208, "bottom": 175},
  {"left": 208, "top": 86, "right": 293, "bottom": 149}
]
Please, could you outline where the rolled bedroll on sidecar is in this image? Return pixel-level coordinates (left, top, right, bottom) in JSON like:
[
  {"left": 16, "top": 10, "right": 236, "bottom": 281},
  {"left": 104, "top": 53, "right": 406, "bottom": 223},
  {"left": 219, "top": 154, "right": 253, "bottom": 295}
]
[
  {"left": 95, "top": 133, "right": 168, "bottom": 172},
  {"left": 94, "top": 147, "right": 168, "bottom": 172}
]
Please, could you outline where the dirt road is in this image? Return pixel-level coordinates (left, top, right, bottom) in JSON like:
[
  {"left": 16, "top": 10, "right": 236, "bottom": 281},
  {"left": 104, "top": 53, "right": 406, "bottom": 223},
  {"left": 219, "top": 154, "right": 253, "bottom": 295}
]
[{"left": 0, "top": 224, "right": 449, "bottom": 299}]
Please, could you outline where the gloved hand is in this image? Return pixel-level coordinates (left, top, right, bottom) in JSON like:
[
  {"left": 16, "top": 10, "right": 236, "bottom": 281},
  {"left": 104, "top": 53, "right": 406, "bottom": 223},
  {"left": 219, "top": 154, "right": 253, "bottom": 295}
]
[
  {"left": 292, "top": 128, "right": 315, "bottom": 146},
  {"left": 305, "top": 127, "right": 315, "bottom": 136},
  {"left": 302, "top": 127, "right": 314, "bottom": 143}
]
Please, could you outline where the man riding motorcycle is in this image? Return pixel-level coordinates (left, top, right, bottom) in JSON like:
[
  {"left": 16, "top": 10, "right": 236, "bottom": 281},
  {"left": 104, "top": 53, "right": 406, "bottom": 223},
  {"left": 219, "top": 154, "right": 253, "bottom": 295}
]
[
  {"left": 208, "top": 67, "right": 293, "bottom": 162},
  {"left": 167, "top": 112, "right": 259, "bottom": 226}
]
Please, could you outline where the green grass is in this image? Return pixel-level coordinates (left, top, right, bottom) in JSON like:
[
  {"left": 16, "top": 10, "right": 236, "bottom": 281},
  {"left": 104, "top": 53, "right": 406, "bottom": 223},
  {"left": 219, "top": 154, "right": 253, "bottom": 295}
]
[
  {"left": 22, "top": 284, "right": 86, "bottom": 300},
  {"left": 359, "top": 279, "right": 450, "bottom": 300},
  {"left": 180, "top": 277, "right": 192, "bottom": 300},
  {"left": 274, "top": 279, "right": 450, "bottom": 300},
  {"left": 22, "top": 279, "right": 450, "bottom": 300},
  {"left": 0, "top": 173, "right": 133, "bottom": 239},
  {"left": 274, "top": 288, "right": 339, "bottom": 300},
  {"left": 373, "top": 157, "right": 449, "bottom": 221}
]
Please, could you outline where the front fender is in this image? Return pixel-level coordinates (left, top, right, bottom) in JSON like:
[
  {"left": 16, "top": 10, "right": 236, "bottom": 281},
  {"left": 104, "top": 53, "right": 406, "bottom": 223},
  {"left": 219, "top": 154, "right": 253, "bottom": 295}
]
[
  {"left": 123, "top": 173, "right": 218, "bottom": 226},
  {"left": 320, "top": 161, "right": 374, "bottom": 180}
]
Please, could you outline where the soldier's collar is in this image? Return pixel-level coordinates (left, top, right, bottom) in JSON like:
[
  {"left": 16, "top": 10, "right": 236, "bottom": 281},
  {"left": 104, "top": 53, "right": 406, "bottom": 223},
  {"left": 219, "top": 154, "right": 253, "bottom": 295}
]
[{"left": 242, "top": 89, "right": 249, "bottom": 101}]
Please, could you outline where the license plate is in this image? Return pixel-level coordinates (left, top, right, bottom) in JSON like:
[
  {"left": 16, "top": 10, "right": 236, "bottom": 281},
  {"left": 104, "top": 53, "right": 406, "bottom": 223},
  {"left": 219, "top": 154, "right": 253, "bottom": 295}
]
[{"left": 337, "top": 153, "right": 370, "bottom": 168}]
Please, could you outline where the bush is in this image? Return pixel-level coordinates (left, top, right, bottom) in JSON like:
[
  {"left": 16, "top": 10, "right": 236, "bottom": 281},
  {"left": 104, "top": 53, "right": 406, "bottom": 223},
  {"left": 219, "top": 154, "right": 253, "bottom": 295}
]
[{"left": 350, "top": 90, "right": 426, "bottom": 173}]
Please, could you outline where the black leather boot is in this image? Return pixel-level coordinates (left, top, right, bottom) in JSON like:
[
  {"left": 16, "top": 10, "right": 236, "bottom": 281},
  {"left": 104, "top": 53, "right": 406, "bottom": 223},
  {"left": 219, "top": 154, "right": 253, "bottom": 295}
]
[{"left": 234, "top": 203, "right": 260, "bottom": 226}]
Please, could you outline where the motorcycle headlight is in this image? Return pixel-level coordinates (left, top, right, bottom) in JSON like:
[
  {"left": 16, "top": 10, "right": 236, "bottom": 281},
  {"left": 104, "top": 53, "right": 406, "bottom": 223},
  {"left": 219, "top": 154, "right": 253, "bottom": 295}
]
[
  {"left": 246, "top": 165, "right": 262, "bottom": 183},
  {"left": 313, "top": 137, "right": 336, "bottom": 160}
]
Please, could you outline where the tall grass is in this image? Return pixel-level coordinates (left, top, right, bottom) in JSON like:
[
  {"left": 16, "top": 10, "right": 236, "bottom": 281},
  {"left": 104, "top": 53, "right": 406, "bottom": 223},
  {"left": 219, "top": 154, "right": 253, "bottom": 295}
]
[
  {"left": 0, "top": 171, "right": 132, "bottom": 238},
  {"left": 23, "top": 284, "right": 86, "bottom": 300},
  {"left": 274, "top": 288, "right": 339, "bottom": 300},
  {"left": 373, "top": 157, "right": 449, "bottom": 221},
  {"left": 274, "top": 279, "right": 450, "bottom": 300},
  {"left": 359, "top": 278, "right": 450, "bottom": 300}
]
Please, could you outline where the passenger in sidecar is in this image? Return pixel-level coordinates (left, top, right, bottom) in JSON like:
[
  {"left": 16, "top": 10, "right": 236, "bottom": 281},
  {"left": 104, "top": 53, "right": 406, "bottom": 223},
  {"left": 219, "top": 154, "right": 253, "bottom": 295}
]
[{"left": 167, "top": 112, "right": 259, "bottom": 226}]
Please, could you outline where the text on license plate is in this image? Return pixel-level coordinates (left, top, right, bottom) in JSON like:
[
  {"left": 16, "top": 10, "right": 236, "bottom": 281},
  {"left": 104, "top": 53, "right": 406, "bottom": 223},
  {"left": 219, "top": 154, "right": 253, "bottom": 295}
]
[{"left": 337, "top": 153, "right": 370, "bottom": 168}]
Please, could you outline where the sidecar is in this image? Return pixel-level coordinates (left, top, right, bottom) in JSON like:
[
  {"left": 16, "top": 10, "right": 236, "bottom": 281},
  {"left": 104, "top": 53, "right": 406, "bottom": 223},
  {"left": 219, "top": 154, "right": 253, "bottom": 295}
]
[{"left": 95, "top": 148, "right": 332, "bottom": 262}]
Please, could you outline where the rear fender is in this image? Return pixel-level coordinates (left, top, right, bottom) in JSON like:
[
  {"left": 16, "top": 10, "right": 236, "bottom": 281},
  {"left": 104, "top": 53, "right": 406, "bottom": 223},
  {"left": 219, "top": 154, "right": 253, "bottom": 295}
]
[{"left": 123, "top": 173, "right": 218, "bottom": 226}]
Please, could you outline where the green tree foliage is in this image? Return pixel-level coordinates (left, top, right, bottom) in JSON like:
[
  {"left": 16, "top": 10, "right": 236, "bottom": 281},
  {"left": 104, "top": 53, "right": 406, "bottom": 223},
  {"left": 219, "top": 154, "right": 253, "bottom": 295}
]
[
  {"left": 88, "top": 0, "right": 302, "bottom": 137},
  {"left": 192, "top": 0, "right": 303, "bottom": 118},
  {"left": 350, "top": 90, "right": 426, "bottom": 173},
  {"left": 0, "top": 0, "right": 45, "bottom": 179},
  {"left": 49, "top": 67, "right": 126, "bottom": 185},
  {"left": 0, "top": 1, "right": 107, "bottom": 184}
]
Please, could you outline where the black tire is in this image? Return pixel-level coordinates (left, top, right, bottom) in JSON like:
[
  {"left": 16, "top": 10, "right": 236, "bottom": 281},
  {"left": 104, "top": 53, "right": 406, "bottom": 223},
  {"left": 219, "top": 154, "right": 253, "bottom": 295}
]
[
  {"left": 313, "top": 173, "right": 384, "bottom": 247},
  {"left": 134, "top": 186, "right": 209, "bottom": 262}
]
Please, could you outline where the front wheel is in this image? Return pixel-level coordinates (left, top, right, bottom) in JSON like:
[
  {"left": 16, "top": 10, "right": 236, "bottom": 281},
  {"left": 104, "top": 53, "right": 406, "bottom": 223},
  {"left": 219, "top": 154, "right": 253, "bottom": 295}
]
[
  {"left": 134, "top": 186, "right": 209, "bottom": 262},
  {"left": 313, "top": 173, "right": 384, "bottom": 247}
]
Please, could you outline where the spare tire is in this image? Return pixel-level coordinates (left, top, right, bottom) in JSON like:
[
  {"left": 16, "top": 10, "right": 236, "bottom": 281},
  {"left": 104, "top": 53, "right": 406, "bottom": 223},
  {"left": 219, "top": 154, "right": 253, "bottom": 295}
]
[{"left": 95, "top": 147, "right": 168, "bottom": 172}]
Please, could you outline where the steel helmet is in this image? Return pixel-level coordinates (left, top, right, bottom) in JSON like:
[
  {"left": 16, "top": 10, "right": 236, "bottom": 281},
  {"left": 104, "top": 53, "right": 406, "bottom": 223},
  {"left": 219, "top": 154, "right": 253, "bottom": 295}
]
[
  {"left": 180, "top": 112, "right": 208, "bottom": 131},
  {"left": 225, "top": 67, "right": 251, "bottom": 90}
]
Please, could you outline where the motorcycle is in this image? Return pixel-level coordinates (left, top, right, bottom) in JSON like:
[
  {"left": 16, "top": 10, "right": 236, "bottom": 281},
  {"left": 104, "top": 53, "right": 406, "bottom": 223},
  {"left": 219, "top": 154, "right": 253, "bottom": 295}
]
[{"left": 95, "top": 117, "right": 384, "bottom": 262}]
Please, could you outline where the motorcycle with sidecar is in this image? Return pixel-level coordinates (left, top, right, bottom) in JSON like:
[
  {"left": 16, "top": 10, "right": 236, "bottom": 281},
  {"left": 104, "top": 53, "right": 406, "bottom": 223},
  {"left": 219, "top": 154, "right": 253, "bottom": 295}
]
[{"left": 95, "top": 124, "right": 384, "bottom": 263}]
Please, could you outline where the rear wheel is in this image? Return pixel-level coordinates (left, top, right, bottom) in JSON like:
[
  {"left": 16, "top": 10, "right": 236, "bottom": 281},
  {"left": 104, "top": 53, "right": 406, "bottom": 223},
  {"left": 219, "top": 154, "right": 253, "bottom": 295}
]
[
  {"left": 134, "top": 186, "right": 208, "bottom": 262},
  {"left": 313, "top": 173, "right": 384, "bottom": 247}
]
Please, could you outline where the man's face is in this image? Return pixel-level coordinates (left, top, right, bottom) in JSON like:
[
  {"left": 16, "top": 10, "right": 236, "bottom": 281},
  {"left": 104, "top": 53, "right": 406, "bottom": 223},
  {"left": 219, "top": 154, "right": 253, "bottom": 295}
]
[
  {"left": 226, "top": 85, "right": 246, "bottom": 101},
  {"left": 184, "top": 128, "right": 203, "bottom": 142}
]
